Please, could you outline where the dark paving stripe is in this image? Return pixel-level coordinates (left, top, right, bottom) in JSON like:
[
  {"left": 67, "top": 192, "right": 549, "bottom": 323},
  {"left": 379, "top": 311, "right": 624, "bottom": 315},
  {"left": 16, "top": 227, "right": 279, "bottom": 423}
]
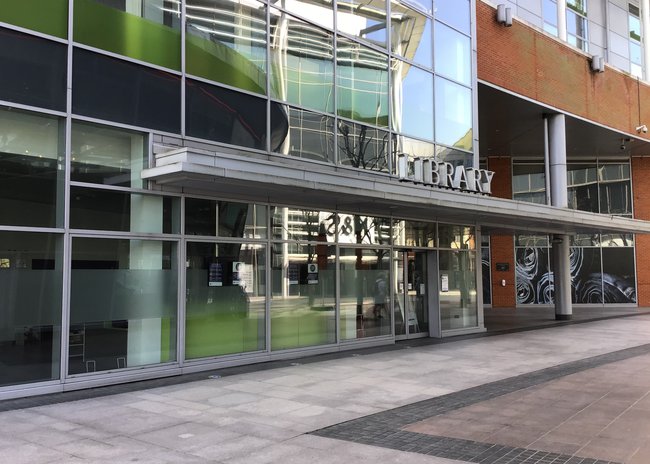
[{"left": 310, "top": 344, "right": 650, "bottom": 464}]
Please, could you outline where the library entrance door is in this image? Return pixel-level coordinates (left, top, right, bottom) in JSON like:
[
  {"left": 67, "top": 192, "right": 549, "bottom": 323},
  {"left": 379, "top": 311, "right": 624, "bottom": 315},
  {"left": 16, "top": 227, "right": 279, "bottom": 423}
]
[{"left": 394, "top": 250, "right": 439, "bottom": 339}]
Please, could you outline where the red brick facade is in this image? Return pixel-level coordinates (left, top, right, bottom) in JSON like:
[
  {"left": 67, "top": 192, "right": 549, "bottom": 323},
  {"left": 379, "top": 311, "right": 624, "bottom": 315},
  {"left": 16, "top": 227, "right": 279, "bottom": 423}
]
[
  {"left": 479, "top": 1, "right": 650, "bottom": 308},
  {"left": 487, "top": 157, "right": 516, "bottom": 308},
  {"left": 477, "top": 0, "right": 650, "bottom": 139},
  {"left": 632, "top": 158, "right": 650, "bottom": 306}
]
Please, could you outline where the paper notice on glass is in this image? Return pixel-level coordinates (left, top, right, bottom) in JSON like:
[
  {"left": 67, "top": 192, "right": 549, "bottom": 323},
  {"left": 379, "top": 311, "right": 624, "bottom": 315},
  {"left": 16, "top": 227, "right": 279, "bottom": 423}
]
[{"left": 441, "top": 274, "right": 449, "bottom": 292}]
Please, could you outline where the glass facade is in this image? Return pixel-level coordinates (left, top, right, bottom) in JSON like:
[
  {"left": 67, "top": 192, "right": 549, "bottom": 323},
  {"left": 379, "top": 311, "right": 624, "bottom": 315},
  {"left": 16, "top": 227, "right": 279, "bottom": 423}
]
[
  {"left": 0, "top": 108, "right": 64, "bottom": 228},
  {"left": 515, "top": 233, "right": 637, "bottom": 305},
  {"left": 510, "top": 160, "right": 637, "bottom": 305},
  {"left": 185, "top": 241, "right": 266, "bottom": 358},
  {"left": 0, "top": 232, "right": 63, "bottom": 387},
  {"left": 0, "top": 0, "right": 474, "bottom": 171},
  {"left": 69, "top": 238, "right": 177, "bottom": 374},
  {"left": 0, "top": 1, "right": 492, "bottom": 395}
]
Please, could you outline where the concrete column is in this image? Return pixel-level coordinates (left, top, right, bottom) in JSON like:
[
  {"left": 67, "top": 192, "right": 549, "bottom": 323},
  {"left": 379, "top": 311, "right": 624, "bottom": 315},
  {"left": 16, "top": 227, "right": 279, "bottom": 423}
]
[
  {"left": 548, "top": 114, "right": 568, "bottom": 208},
  {"left": 642, "top": 0, "right": 650, "bottom": 81},
  {"left": 552, "top": 235, "right": 572, "bottom": 320},
  {"left": 557, "top": 0, "right": 568, "bottom": 42},
  {"left": 546, "top": 114, "right": 572, "bottom": 320}
]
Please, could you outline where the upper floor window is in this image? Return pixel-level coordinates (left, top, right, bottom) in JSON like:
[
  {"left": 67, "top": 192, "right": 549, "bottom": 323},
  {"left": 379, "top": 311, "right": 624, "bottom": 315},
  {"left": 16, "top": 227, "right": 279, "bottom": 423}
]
[
  {"left": 542, "top": 0, "right": 588, "bottom": 52},
  {"left": 542, "top": 0, "right": 558, "bottom": 36},
  {"left": 566, "top": 0, "right": 588, "bottom": 51},
  {"left": 629, "top": 4, "right": 643, "bottom": 78}
]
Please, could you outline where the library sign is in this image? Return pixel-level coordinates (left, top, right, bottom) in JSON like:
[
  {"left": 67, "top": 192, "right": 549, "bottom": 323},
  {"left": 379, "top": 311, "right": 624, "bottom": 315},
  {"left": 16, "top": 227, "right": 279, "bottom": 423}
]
[{"left": 397, "top": 156, "right": 494, "bottom": 195}]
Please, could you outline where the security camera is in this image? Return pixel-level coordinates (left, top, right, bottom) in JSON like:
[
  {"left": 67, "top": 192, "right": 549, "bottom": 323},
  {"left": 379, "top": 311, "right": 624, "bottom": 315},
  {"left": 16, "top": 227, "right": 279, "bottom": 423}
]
[
  {"left": 637, "top": 124, "right": 648, "bottom": 134},
  {"left": 620, "top": 143, "right": 626, "bottom": 150}
]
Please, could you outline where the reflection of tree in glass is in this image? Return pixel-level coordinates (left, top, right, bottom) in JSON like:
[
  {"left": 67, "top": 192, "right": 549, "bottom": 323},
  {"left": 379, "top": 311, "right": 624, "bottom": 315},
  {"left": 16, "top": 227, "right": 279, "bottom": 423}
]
[{"left": 337, "top": 121, "right": 389, "bottom": 172}]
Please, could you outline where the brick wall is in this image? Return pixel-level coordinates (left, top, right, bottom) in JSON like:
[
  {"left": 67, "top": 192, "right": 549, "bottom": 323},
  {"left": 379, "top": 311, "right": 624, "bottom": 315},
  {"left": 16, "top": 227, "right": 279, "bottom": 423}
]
[
  {"left": 487, "top": 157, "right": 516, "bottom": 308},
  {"left": 632, "top": 158, "right": 650, "bottom": 306},
  {"left": 477, "top": 1, "right": 650, "bottom": 140}
]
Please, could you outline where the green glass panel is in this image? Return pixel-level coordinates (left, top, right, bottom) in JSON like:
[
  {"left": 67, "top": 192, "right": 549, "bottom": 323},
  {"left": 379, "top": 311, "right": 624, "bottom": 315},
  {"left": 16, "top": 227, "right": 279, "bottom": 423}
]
[
  {"left": 74, "top": 0, "right": 181, "bottom": 71},
  {"left": 0, "top": 0, "right": 68, "bottom": 38},
  {"left": 186, "top": 34, "right": 266, "bottom": 95}
]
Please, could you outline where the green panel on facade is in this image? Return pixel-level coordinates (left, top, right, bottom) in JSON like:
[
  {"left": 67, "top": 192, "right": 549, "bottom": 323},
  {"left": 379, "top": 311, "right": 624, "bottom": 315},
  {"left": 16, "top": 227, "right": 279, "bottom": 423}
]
[
  {"left": 185, "top": 312, "right": 262, "bottom": 359},
  {"left": 186, "top": 34, "right": 266, "bottom": 95},
  {"left": 0, "top": 0, "right": 68, "bottom": 38},
  {"left": 73, "top": 0, "right": 180, "bottom": 71},
  {"left": 271, "top": 312, "right": 334, "bottom": 350}
]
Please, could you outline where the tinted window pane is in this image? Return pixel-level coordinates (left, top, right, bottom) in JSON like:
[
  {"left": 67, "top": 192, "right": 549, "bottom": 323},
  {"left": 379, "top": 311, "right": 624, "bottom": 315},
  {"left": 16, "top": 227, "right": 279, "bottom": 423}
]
[
  {"left": 0, "top": 28, "right": 66, "bottom": 111},
  {"left": 434, "top": 21, "right": 471, "bottom": 85},
  {"left": 337, "top": 37, "right": 389, "bottom": 127},
  {"left": 602, "top": 247, "right": 636, "bottom": 303},
  {"left": 571, "top": 247, "right": 602, "bottom": 304},
  {"left": 515, "top": 234, "right": 549, "bottom": 247},
  {"left": 0, "top": 232, "right": 62, "bottom": 387},
  {"left": 393, "top": 220, "right": 436, "bottom": 247},
  {"left": 439, "top": 249, "right": 476, "bottom": 329},
  {"left": 273, "top": 106, "right": 335, "bottom": 163},
  {"left": 567, "top": 164, "right": 598, "bottom": 213},
  {"left": 339, "top": 247, "right": 391, "bottom": 340},
  {"left": 513, "top": 163, "right": 547, "bottom": 204},
  {"left": 391, "top": 59, "right": 433, "bottom": 140},
  {"left": 271, "top": 208, "right": 336, "bottom": 242},
  {"left": 337, "top": 120, "right": 390, "bottom": 172},
  {"left": 601, "top": 233, "right": 634, "bottom": 247},
  {"left": 70, "top": 187, "right": 180, "bottom": 234},
  {"left": 74, "top": 0, "right": 181, "bottom": 70},
  {"left": 186, "top": 241, "right": 266, "bottom": 358},
  {"left": 186, "top": 79, "right": 285, "bottom": 150},
  {"left": 271, "top": 242, "right": 336, "bottom": 350},
  {"left": 73, "top": 48, "right": 181, "bottom": 133},
  {"left": 69, "top": 238, "right": 178, "bottom": 374},
  {"left": 71, "top": 122, "right": 146, "bottom": 188},
  {"left": 598, "top": 163, "right": 631, "bottom": 216},
  {"left": 434, "top": 77, "right": 472, "bottom": 150},
  {"left": 337, "top": 0, "right": 387, "bottom": 47},
  {"left": 270, "top": 9, "right": 334, "bottom": 112},
  {"left": 438, "top": 224, "right": 475, "bottom": 249},
  {"left": 186, "top": 0, "right": 266, "bottom": 93},
  {"left": 0, "top": 108, "right": 63, "bottom": 228},
  {"left": 336, "top": 214, "right": 392, "bottom": 245},
  {"left": 434, "top": 0, "right": 469, "bottom": 34},
  {"left": 482, "top": 246, "right": 491, "bottom": 305},
  {"left": 515, "top": 246, "right": 551, "bottom": 304},
  {"left": 391, "top": 3, "right": 432, "bottom": 68},
  {"left": 185, "top": 198, "right": 267, "bottom": 239},
  {"left": 276, "top": 0, "right": 333, "bottom": 29},
  {"left": 393, "top": 135, "right": 435, "bottom": 160},
  {"left": 435, "top": 146, "right": 472, "bottom": 168},
  {"left": 0, "top": 0, "right": 68, "bottom": 38}
]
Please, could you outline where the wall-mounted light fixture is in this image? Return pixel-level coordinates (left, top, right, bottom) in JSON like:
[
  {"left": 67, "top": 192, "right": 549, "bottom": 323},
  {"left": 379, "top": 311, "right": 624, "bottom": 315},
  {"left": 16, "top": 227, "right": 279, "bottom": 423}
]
[
  {"left": 496, "top": 4, "right": 513, "bottom": 27},
  {"left": 590, "top": 55, "right": 605, "bottom": 73}
]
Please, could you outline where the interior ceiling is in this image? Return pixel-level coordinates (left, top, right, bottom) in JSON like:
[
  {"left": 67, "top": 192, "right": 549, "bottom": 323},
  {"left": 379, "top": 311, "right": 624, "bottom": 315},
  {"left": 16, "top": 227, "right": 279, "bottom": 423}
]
[{"left": 478, "top": 82, "right": 650, "bottom": 159}]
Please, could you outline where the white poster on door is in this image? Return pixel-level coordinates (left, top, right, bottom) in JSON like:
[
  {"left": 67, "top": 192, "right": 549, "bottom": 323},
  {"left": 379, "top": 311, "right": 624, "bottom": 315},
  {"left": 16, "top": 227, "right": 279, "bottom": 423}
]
[{"left": 441, "top": 274, "right": 449, "bottom": 292}]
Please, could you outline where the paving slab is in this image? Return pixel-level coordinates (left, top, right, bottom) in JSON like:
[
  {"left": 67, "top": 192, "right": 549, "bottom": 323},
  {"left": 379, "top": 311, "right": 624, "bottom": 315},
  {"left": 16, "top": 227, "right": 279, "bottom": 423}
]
[{"left": 2, "top": 316, "right": 650, "bottom": 463}]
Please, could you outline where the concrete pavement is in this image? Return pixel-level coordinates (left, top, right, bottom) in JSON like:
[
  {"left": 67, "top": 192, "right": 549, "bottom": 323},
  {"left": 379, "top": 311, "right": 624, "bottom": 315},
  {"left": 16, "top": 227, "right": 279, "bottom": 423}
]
[{"left": 2, "top": 315, "right": 650, "bottom": 463}]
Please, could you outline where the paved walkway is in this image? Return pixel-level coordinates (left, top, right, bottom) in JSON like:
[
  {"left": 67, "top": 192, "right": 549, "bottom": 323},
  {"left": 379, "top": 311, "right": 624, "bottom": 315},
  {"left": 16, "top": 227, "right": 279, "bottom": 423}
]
[{"left": 3, "top": 316, "right": 650, "bottom": 463}]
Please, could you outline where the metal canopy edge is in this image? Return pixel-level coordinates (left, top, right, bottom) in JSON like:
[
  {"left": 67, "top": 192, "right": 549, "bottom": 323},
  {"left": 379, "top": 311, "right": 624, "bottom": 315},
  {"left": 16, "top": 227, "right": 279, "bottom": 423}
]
[{"left": 142, "top": 147, "right": 650, "bottom": 236}]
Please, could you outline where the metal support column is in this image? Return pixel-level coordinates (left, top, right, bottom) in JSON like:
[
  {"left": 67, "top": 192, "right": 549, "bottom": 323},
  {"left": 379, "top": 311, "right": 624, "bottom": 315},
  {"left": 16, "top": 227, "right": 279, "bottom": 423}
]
[{"left": 547, "top": 114, "right": 572, "bottom": 320}]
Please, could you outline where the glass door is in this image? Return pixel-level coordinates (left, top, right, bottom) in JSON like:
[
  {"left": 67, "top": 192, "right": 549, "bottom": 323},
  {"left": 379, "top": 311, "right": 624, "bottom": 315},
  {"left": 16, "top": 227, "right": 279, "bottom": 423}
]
[{"left": 393, "top": 250, "right": 430, "bottom": 339}]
